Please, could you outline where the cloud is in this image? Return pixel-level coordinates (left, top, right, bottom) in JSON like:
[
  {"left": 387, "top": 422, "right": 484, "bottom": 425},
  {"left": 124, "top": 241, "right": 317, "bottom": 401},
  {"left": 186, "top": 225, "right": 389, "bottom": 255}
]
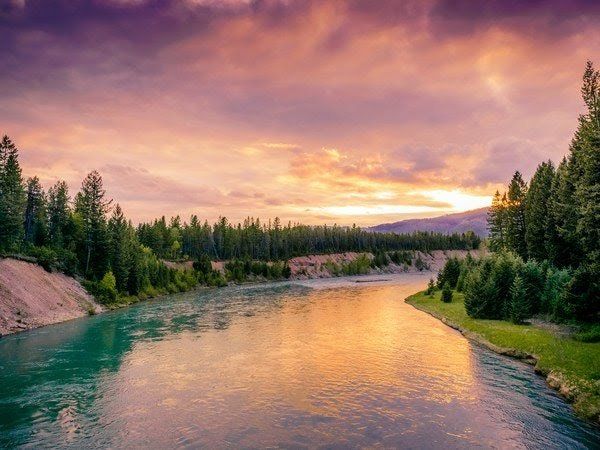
[
  {"left": 101, "top": 164, "right": 225, "bottom": 206},
  {"left": 1, "top": 0, "right": 598, "bottom": 224},
  {"left": 465, "top": 137, "right": 549, "bottom": 187}
]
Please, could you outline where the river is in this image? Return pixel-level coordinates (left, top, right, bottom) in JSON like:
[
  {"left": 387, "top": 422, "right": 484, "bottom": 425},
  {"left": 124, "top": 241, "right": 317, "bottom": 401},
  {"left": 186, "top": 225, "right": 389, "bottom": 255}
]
[{"left": 0, "top": 274, "right": 599, "bottom": 449}]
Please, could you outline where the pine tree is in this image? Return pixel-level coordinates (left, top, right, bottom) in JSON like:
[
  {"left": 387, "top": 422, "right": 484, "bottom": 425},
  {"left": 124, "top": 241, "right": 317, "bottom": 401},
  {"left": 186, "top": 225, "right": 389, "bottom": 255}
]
[
  {"left": 23, "top": 176, "right": 48, "bottom": 246},
  {"left": 108, "top": 204, "right": 131, "bottom": 292},
  {"left": 509, "top": 274, "right": 529, "bottom": 324},
  {"left": 0, "top": 135, "right": 26, "bottom": 251},
  {"left": 574, "top": 61, "right": 600, "bottom": 267},
  {"left": 525, "top": 161, "right": 555, "bottom": 261},
  {"left": 47, "top": 180, "right": 71, "bottom": 247},
  {"left": 550, "top": 157, "right": 580, "bottom": 267},
  {"left": 75, "top": 171, "right": 111, "bottom": 278},
  {"left": 506, "top": 171, "right": 528, "bottom": 259},
  {"left": 488, "top": 190, "right": 507, "bottom": 251}
]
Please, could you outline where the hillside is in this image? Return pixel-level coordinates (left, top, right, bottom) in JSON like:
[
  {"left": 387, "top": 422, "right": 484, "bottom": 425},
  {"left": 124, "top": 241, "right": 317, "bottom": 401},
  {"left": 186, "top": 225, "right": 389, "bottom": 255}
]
[
  {"left": 371, "top": 208, "right": 489, "bottom": 236},
  {"left": 0, "top": 258, "right": 102, "bottom": 336}
]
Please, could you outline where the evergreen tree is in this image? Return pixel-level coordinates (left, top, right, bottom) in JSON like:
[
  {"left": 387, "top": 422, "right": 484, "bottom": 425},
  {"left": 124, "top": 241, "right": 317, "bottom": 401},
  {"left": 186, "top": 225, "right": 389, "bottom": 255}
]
[
  {"left": 47, "top": 180, "right": 71, "bottom": 247},
  {"left": 574, "top": 61, "right": 600, "bottom": 267},
  {"left": 550, "top": 157, "right": 580, "bottom": 267},
  {"left": 506, "top": 171, "right": 528, "bottom": 259},
  {"left": 0, "top": 135, "right": 26, "bottom": 251},
  {"left": 509, "top": 274, "right": 529, "bottom": 324},
  {"left": 488, "top": 190, "right": 507, "bottom": 251},
  {"left": 75, "top": 171, "right": 111, "bottom": 278},
  {"left": 525, "top": 161, "right": 555, "bottom": 261},
  {"left": 108, "top": 204, "right": 131, "bottom": 292},
  {"left": 23, "top": 176, "right": 48, "bottom": 246}
]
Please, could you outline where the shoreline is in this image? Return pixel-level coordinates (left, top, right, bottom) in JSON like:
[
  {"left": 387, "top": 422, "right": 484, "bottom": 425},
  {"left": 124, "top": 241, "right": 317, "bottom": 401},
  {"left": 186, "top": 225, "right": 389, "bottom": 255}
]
[
  {"left": 406, "top": 291, "right": 600, "bottom": 425},
  {"left": 0, "top": 265, "right": 432, "bottom": 338}
]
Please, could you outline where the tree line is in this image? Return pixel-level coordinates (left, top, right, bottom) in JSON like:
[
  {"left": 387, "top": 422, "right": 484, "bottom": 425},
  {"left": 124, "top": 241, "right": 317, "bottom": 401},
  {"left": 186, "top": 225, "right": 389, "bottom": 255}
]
[
  {"left": 137, "top": 216, "right": 480, "bottom": 262},
  {"left": 0, "top": 136, "right": 480, "bottom": 305},
  {"left": 445, "top": 61, "right": 599, "bottom": 324}
]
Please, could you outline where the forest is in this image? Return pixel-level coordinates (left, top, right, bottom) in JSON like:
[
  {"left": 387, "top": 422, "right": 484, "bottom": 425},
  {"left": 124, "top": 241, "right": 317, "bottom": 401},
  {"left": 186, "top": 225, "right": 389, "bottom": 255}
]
[
  {"left": 436, "top": 61, "right": 599, "bottom": 328},
  {"left": 0, "top": 138, "right": 479, "bottom": 305}
]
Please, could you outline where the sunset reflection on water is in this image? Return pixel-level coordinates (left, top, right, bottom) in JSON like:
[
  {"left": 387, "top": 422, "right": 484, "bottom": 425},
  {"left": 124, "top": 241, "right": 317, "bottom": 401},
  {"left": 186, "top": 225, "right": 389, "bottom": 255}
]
[{"left": 2, "top": 277, "right": 598, "bottom": 449}]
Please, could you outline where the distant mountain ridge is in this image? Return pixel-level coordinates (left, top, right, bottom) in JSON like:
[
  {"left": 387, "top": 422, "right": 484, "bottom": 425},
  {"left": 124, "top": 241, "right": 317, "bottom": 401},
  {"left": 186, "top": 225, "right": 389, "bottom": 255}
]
[{"left": 371, "top": 207, "right": 489, "bottom": 236}]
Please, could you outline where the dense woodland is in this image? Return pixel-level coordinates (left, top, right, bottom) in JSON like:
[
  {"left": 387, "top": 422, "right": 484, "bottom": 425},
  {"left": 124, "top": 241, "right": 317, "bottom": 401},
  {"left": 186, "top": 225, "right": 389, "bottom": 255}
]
[
  {"left": 0, "top": 138, "right": 478, "bottom": 304},
  {"left": 137, "top": 216, "right": 479, "bottom": 261},
  {"left": 437, "top": 62, "right": 599, "bottom": 326}
]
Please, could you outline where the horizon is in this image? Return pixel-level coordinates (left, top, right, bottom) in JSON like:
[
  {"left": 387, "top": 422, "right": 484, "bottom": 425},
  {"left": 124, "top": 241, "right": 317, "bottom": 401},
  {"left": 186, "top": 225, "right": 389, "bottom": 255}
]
[{"left": 2, "top": 1, "right": 599, "bottom": 226}]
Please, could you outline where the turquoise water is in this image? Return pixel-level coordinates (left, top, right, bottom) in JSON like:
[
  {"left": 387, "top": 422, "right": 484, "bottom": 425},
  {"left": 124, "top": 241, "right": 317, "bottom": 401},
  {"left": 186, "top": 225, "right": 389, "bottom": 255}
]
[{"left": 0, "top": 280, "right": 599, "bottom": 449}]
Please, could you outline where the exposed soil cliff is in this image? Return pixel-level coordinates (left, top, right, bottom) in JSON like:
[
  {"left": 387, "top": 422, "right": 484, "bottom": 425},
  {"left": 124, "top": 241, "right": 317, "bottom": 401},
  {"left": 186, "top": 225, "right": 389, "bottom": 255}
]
[
  {"left": 287, "top": 249, "right": 484, "bottom": 279},
  {"left": 0, "top": 258, "right": 102, "bottom": 336}
]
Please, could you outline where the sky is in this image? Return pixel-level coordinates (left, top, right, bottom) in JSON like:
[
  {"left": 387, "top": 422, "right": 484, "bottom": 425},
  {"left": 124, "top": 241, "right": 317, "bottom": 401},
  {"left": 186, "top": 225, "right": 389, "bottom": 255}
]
[{"left": 1, "top": 0, "right": 599, "bottom": 226}]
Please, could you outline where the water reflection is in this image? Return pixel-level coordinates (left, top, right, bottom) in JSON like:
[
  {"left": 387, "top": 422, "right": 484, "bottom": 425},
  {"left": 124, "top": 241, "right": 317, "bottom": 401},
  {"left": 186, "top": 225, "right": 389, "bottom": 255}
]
[{"left": 0, "top": 280, "right": 599, "bottom": 449}]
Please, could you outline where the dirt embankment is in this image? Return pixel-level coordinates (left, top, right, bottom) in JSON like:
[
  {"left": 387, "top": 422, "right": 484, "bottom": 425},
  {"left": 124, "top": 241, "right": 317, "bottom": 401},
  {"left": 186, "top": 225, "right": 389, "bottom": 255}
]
[
  {"left": 287, "top": 249, "right": 484, "bottom": 279},
  {"left": 164, "top": 249, "right": 484, "bottom": 280},
  {"left": 0, "top": 258, "right": 102, "bottom": 337}
]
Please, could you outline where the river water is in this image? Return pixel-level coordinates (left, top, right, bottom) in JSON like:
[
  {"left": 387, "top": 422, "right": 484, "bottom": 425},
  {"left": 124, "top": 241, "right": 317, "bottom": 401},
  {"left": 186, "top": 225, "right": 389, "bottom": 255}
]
[{"left": 1, "top": 274, "right": 599, "bottom": 449}]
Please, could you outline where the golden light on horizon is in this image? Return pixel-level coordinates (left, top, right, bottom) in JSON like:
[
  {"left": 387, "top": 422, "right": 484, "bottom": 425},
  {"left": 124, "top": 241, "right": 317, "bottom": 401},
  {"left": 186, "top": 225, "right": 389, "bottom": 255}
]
[{"left": 418, "top": 190, "right": 492, "bottom": 212}]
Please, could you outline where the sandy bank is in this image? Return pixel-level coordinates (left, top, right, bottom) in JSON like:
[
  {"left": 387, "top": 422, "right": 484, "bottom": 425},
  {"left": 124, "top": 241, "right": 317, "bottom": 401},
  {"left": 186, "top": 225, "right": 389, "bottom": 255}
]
[{"left": 0, "top": 258, "right": 102, "bottom": 336}]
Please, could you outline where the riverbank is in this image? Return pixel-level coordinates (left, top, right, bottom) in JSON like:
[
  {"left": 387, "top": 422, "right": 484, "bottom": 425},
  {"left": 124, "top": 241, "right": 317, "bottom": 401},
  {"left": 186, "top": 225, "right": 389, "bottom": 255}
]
[
  {"left": 406, "top": 290, "right": 600, "bottom": 424},
  {"left": 0, "top": 258, "right": 103, "bottom": 336}
]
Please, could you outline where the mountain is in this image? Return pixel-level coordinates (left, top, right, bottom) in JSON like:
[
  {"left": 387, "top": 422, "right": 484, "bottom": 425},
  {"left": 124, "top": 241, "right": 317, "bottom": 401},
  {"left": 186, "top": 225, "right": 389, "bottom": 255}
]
[{"left": 371, "top": 207, "right": 489, "bottom": 236}]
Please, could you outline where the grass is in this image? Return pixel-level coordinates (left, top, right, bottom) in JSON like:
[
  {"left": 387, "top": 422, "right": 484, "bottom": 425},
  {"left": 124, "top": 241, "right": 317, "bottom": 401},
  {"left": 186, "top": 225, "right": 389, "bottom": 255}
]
[{"left": 406, "top": 290, "right": 600, "bottom": 424}]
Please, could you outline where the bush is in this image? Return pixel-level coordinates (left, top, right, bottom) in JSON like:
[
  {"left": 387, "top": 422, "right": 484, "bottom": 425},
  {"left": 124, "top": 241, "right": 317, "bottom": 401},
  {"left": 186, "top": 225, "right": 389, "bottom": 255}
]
[
  {"left": 84, "top": 271, "right": 118, "bottom": 305},
  {"left": 343, "top": 254, "right": 371, "bottom": 275},
  {"left": 573, "top": 324, "right": 600, "bottom": 343},
  {"left": 441, "top": 282, "right": 453, "bottom": 303},
  {"left": 28, "top": 246, "right": 57, "bottom": 272},
  {"left": 414, "top": 255, "right": 429, "bottom": 271},
  {"left": 282, "top": 262, "right": 292, "bottom": 279},
  {"left": 389, "top": 251, "right": 412, "bottom": 266},
  {"left": 426, "top": 278, "right": 436, "bottom": 296},
  {"left": 193, "top": 253, "right": 213, "bottom": 274},
  {"left": 371, "top": 250, "right": 389, "bottom": 268}
]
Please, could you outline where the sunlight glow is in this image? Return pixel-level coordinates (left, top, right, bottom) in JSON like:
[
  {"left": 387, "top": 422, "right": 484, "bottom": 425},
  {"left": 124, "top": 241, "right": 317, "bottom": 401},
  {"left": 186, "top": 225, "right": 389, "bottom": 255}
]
[
  {"left": 313, "top": 205, "right": 440, "bottom": 216},
  {"left": 419, "top": 190, "right": 491, "bottom": 212}
]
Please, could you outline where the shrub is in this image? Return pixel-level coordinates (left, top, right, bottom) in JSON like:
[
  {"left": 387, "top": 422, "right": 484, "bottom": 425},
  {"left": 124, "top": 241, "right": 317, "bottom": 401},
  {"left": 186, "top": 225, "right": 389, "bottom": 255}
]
[
  {"left": 282, "top": 262, "right": 292, "bottom": 278},
  {"left": 441, "top": 282, "right": 453, "bottom": 303},
  {"left": 573, "top": 324, "right": 600, "bottom": 343},
  {"left": 389, "top": 251, "right": 412, "bottom": 266},
  {"left": 414, "top": 255, "right": 429, "bottom": 271},
  {"left": 371, "top": 250, "right": 389, "bottom": 268},
  {"left": 29, "top": 246, "right": 57, "bottom": 272},
  {"left": 343, "top": 254, "right": 371, "bottom": 275},
  {"left": 84, "top": 271, "right": 118, "bottom": 305},
  {"left": 193, "top": 253, "right": 213, "bottom": 274},
  {"left": 426, "top": 278, "right": 436, "bottom": 296}
]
